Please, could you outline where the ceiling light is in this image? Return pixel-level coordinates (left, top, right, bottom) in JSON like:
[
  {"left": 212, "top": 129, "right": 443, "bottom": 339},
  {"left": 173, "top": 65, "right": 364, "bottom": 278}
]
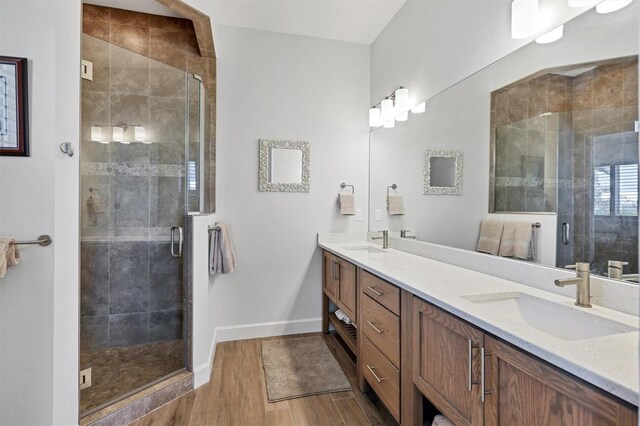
[
  {"left": 134, "top": 126, "right": 146, "bottom": 142},
  {"left": 568, "top": 0, "right": 598, "bottom": 6},
  {"left": 411, "top": 102, "right": 426, "bottom": 114},
  {"left": 596, "top": 0, "right": 633, "bottom": 13},
  {"left": 536, "top": 25, "right": 564, "bottom": 44},
  {"left": 91, "top": 126, "right": 102, "bottom": 143},
  {"left": 369, "top": 107, "right": 382, "bottom": 127},
  {"left": 511, "top": 0, "right": 540, "bottom": 39}
]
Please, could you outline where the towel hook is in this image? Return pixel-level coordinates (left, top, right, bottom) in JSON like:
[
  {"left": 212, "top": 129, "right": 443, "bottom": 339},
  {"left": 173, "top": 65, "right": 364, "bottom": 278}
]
[{"left": 339, "top": 182, "right": 355, "bottom": 194}]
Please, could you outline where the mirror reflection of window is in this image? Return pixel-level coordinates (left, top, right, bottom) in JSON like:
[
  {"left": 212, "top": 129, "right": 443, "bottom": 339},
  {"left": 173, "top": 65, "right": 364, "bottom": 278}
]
[{"left": 269, "top": 148, "right": 303, "bottom": 184}]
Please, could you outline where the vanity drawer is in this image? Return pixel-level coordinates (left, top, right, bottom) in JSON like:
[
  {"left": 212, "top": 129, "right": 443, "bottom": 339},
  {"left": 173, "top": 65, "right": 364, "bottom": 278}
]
[
  {"left": 361, "top": 270, "right": 400, "bottom": 315},
  {"left": 361, "top": 294, "right": 400, "bottom": 368},
  {"left": 362, "top": 335, "right": 400, "bottom": 422}
]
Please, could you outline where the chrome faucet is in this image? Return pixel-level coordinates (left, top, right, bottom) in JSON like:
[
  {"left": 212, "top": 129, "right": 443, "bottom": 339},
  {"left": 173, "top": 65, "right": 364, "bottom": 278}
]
[
  {"left": 372, "top": 230, "right": 389, "bottom": 249},
  {"left": 400, "top": 230, "right": 417, "bottom": 239},
  {"left": 608, "top": 260, "right": 628, "bottom": 280},
  {"left": 554, "top": 262, "right": 592, "bottom": 308}
]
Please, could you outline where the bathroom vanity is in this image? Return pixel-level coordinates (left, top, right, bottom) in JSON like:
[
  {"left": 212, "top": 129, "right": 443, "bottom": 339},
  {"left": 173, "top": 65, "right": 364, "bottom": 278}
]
[{"left": 319, "top": 236, "right": 639, "bottom": 426}]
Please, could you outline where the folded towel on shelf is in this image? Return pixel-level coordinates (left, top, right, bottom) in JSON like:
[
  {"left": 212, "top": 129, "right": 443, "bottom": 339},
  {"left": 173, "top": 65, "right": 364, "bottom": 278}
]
[
  {"left": 432, "top": 414, "right": 454, "bottom": 426},
  {"left": 476, "top": 220, "right": 504, "bottom": 255},
  {"left": 339, "top": 193, "right": 355, "bottom": 215},
  {"left": 0, "top": 237, "right": 22, "bottom": 278},
  {"left": 388, "top": 194, "right": 405, "bottom": 215},
  {"left": 210, "top": 222, "right": 237, "bottom": 275},
  {"left": 335, "top": 309, "right": 352, "bottom": 325}
]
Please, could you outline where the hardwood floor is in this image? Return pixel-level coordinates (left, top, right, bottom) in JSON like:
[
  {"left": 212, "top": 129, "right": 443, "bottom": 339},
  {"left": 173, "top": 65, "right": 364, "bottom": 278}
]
[{"left": 129, "top": 333, "right": 396, "bottom": 426}]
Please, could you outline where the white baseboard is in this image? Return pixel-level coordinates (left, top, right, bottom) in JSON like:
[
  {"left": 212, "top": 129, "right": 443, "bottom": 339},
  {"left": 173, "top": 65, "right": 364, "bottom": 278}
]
[{"left": 192, "top": 317, "right": 322, "bottom": 388}]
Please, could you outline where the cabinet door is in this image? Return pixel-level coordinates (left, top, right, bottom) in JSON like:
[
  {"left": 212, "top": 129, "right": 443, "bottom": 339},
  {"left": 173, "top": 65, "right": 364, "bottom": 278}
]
[
  {"left": 413, "top": 298, "right": 484, "bottom": 426},
  {"left": 323, "top": 252, "right": 338, "bottom": 299},
  {"left": 484, "top": 336, "right": 638, "bottom": 426},
  {"left": 337, "top": 259, "right": 357, "bottom": 323}
]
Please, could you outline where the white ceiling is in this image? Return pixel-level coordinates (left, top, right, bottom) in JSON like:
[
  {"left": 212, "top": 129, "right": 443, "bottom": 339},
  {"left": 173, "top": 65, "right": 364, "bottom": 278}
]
[{"left": 211, "top": 0, "right": 407, "bottom": 45}]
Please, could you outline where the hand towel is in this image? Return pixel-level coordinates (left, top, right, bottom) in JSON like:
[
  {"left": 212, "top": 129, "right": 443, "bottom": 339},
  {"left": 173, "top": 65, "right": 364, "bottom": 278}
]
[
  {"left": 476, "top": 220, "right": 504, "bottom": 255},
  {"left": 498, "top": 222, "right": 533, "bottom": 260},
  {"left": 0, "top": 237, "right": 21, "bottom": 278},
  {"left": 388, "top": 194, "right": 405, "bottom": 215},
  {"left": 339, "top": 193, "right": 355, "bottom": 215},
  {"left": 210, "top": 222, "right": 237, "bottom": 275},
  {"left": 432, "top": 415, "right": 454, "bottom": 426}
]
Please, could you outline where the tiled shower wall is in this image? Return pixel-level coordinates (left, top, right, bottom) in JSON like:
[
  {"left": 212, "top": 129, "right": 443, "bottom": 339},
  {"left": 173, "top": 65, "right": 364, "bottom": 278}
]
[{"left": 80, "top": 7, "right": 205, "bottom": 351}]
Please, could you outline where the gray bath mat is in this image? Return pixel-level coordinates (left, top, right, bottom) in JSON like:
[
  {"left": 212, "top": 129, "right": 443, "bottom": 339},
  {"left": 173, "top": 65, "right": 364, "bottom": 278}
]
[{"left": 261, "top": 336, "right": 352, "bottom": 402}]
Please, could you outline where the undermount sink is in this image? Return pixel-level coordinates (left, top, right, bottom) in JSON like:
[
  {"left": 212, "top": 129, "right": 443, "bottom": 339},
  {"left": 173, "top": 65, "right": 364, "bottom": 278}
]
[
  {"left": 341, "top": 246, "right": 386, "bottom": 254},
  {"left": 462, "top": 292, "right": 638, "bottom": 341}
]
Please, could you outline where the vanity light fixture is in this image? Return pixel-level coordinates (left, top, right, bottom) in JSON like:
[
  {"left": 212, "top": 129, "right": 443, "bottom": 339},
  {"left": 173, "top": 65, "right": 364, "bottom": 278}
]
[
  {"left": 369, "top": 107, "right": 382, "bottom": 127},
  {"left": 370, "top": 86, "right": 413, "bottom": 128},
  {"left": 411, "top": 102, "right": 426, "bottom": 114},
  {"left": 394, "top": 87, "right": 409, "bottom": 121},
  {"left": 511, "top": 0, "right": 539, "bottom": 39},
  {"left": 596, "top": 0, "right": 633, "bottom": 13},
  {"left": 536, "top": 25, "right": 564, "bottom": 44},
  {"left": 90, "top": 126, "right": 103, "bottom": 143},
  {"left": 112, "top": 126, "right": 125, "bottom": 143},
  {"left": 134, "top": 126, "right": 146, "bottom": 142}
]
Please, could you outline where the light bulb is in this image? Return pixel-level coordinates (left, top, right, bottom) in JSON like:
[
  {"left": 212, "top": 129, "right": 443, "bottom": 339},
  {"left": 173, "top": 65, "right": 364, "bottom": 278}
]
[
  {"left": 536, "top": 25, "right": 564, "bottom": 44},
  {"left": 396, "top": 111, "right": 408, "bottom": 122},
  {"left": 511, "top": 0, "right": 539, "bottom": 39},
  {"left": 596, "top": 0, "right": 633, "bottom": 13},
  {"left": 411, "top": 102, "right": 426, "bottom": 114},
  {"left": 394, "top": 87, "right": 409, "bottom": 112},
  {"left": 380, "top": 99, "right": 394, "bottom": 122},
  {"left": 134, "top": 126, "right": 146, "bottom": 142},
  {"left": 369, "top": 107, "right": 382, "bottom": 127},
  {"left": 112, "top": 127, "right": 124, "bottom": 143},
  {"left": 91, "top": 126, "right": 102, "bottom": 142},
  {"left": 383, "top": 120, "right": 395, "bottom": 129}
]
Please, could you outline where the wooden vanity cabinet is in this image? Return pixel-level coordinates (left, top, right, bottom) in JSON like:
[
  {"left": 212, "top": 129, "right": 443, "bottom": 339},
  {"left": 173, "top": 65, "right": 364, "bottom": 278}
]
[
  {"left": 484, "top": 336, "right": 638, "bottom": 426},
  {"left": 322, "top": 251, "right": 357, "bottom": 322},
  {"left": 413, "top": 297, "right": 638, "bottom": 426},
  {"left": 413, "top": 298, "right": 484, "bottom": 426}
]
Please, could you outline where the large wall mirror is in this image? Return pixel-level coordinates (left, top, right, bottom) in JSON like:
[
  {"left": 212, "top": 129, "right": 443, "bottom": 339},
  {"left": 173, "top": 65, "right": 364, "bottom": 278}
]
[{"left": 369, "top": 3, "right": 639, "bottom": 283}]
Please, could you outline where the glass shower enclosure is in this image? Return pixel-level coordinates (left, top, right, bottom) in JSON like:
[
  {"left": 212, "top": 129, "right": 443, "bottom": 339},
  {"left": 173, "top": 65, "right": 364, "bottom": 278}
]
[{"left": 79, "top": 34, "right": 205, "bottom": 415}]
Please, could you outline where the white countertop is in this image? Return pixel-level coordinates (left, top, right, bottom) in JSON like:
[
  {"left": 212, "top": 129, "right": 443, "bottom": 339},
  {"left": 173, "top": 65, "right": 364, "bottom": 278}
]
[{"left": 318, "top": 236, "right": 639, "bottom": 406}]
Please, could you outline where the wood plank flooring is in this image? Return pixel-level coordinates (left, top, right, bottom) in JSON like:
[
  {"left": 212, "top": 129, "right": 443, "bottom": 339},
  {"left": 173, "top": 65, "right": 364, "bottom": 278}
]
[{"left": 129, "top": 333, "right": 396, "bottom": 426}]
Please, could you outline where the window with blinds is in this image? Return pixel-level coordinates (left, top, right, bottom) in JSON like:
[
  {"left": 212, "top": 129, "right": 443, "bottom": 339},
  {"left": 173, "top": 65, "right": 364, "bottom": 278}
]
[
  {"left": 188, "top": 160, "right": 197, "bottom": 191},
  {"left": 594, "top": 163, "right": 638, "bottom": 216}
]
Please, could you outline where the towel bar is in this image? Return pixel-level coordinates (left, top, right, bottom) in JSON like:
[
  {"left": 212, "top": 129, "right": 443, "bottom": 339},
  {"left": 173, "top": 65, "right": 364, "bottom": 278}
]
[
  {"left": 532, "top": 222, "right": 541, "bottom": 229},
  {"left": 208, "top": 226, "right": 221, "bottom": 233},
  {"left": 9, "top": 235, "right": 52, "bottom": 247}
]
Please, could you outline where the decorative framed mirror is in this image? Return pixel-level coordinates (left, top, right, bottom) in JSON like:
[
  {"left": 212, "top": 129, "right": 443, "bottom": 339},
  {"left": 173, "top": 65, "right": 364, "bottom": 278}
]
[
  {"left": 0, "top": 56, "right": 29, "bottom": 156},
  {"left": 258, "top": 139, "right": 310, "bottom": 192},
  {"left": 423, "top": 149, "right": 463, "bottom": 195}
]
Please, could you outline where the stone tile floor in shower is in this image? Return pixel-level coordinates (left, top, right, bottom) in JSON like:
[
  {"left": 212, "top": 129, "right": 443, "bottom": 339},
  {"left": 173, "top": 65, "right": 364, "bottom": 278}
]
[{"left": 80, "top": 340, "right": 184, "bottom": 414}]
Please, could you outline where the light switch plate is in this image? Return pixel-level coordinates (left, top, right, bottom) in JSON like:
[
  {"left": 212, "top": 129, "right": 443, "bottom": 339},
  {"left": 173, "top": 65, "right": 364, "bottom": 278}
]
[
  {"left": 81, "top": 60, "right": 93, "bottom": 81},
  {"left": 635, "top": 120, "right": 639, "bottom": 133},
  {"left": 356, "top": 209, "right": 363, "bottom": 221},
  {"left": 375, "top": 209, "right": 382, "bottom": 221}
]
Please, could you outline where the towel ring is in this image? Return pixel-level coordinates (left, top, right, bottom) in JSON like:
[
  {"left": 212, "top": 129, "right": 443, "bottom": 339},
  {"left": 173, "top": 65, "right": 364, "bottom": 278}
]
[{"left": 339, "top": 182, "right": 355, "bottom": 194}]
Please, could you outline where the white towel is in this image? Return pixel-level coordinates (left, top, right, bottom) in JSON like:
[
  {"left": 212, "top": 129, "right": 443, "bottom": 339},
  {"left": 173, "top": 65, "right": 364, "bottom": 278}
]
[
  {"left": 477, "top": 220, "right": 503, "bottom": 255},
  {"left": 432, "top": 415, "right": 454, "bottom": 426},
  {"left": 335, "top": 309, "right": 352, "bottom": 325},
  {"left": 499, "top": 222, "right": 533, "bottom": 260},
  {"left": 210, "top": 222, "right": 237, "bottom": 275},
  {"left": 339, "top": 193, "right": 355, "bottom": 215},
  {"left": 0, "top": 237, "right": 22, "bottom": 278},
  {"left": 388, "top": 194, "right": 405, "bottom": 215}
]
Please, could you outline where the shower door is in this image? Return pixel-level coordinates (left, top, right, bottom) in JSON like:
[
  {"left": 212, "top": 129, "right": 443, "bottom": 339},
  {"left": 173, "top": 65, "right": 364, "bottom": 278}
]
[{"left": 79, "top": 34, "right": 204, "bottom": 415}]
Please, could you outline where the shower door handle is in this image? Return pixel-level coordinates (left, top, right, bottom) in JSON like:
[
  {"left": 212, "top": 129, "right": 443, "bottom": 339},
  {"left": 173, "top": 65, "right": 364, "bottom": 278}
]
[
  {"left": 562, "top": 223, "right": 570, "bottom": 245},
  {"left": 170, "top": 226, "right": 184, "bottom": 258}
]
